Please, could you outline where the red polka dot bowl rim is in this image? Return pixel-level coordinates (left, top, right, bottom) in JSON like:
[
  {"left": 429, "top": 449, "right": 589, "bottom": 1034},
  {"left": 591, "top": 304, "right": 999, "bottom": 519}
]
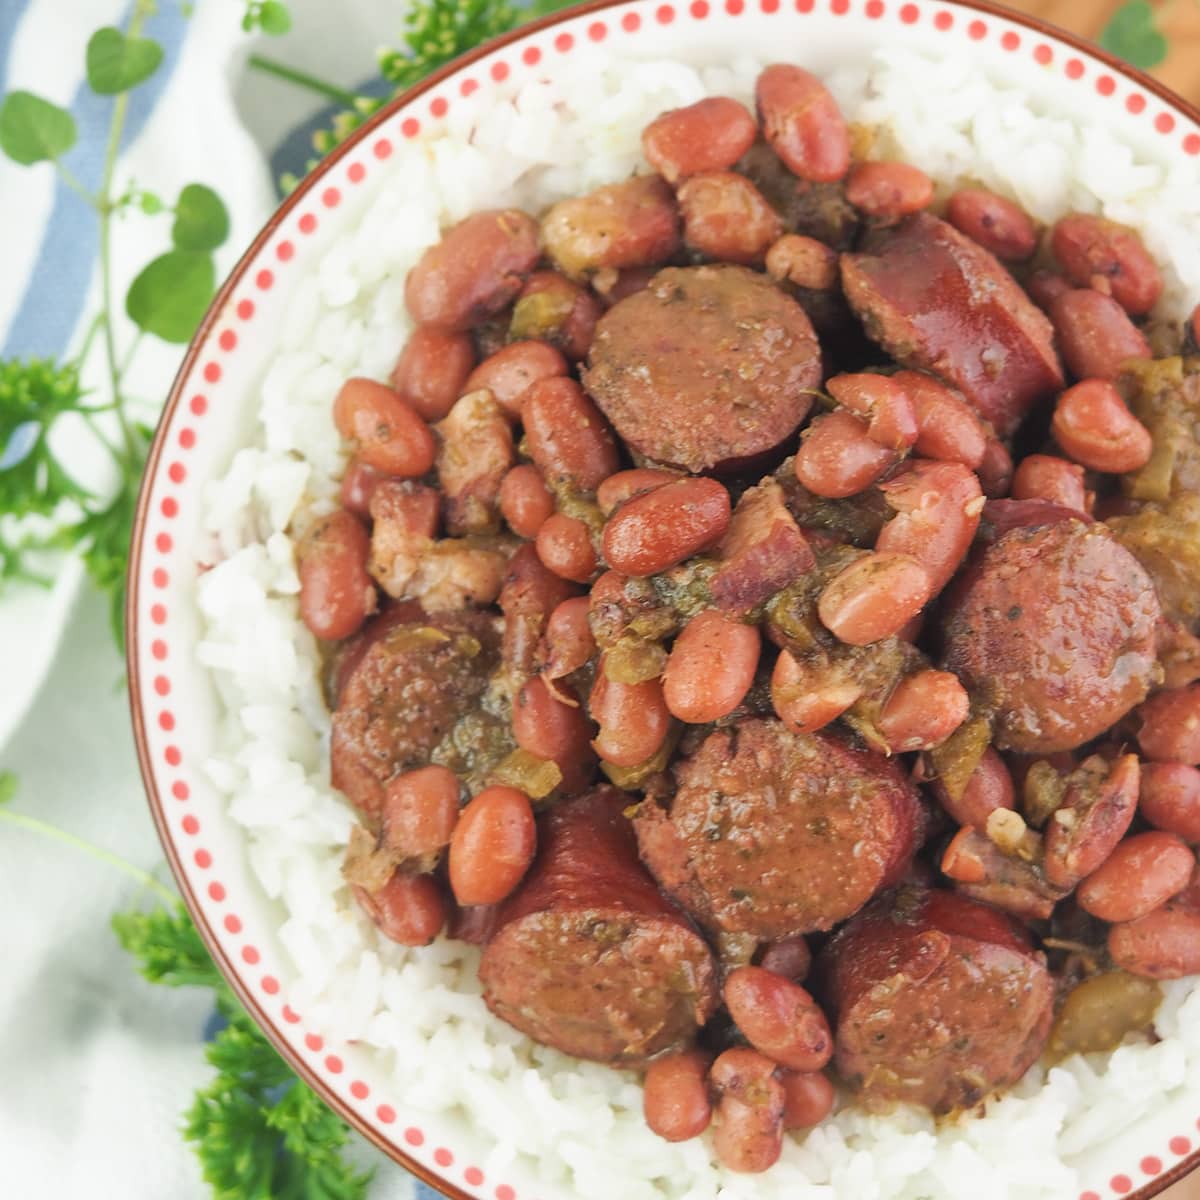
[{"left": 127, "top": 2, "right": 1200, "bottom": 1199}]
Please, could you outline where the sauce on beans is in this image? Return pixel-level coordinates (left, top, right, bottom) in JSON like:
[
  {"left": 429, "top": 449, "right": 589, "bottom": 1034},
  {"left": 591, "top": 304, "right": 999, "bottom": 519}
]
[{"left": 305, "top": 58, "right": 1200, "bottom": 1173}]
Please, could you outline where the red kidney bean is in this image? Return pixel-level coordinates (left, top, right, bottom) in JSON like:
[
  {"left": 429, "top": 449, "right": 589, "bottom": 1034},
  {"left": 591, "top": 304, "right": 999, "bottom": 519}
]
[
  {"left": 1026, "top": 269, "right": 1074, "bottom": 311},
  {"left": 663, "top": 609, "right": 761, "bottom": 724},
  {"left": 1044, "top": 755, "right": 1141, "bottom": 889},
  {"left": 1140, "top": 763, "right": 1200, "bottom": 843},
  {"left": 464, "top": 340, "right": 569, "bottom": 418},
  {"left": 510, "top": 271, "right": 601, "bottom": 362},
  {"left": 723, "top": 966, "right": 833, "bottom": 1072},
  {"left": 541, "top": 596, "right": 596, "bottom": 680},
  {"left": 541, "top": 175, "right": 681, "bottom": 280},
  {"left": 1051, "top": 379, "right": 1152, "bottom": 474},
  {"left": 298, "top": 509, "right": 375, "bottom": 641},
  {"left": 405, "top": 209, "right": 540, "bottom": 330},
  {"left": 826, "top": 373, "right": 918, "bottom": 450},
  {"left": 536, "top": 513, "right": 597, "bottom": 584},
  {"left": 845, "top": 161, "right": 934, "bottom": 221},
  {"left": 523, "top": 377, "right": 620, "bottom": 492},
  {"left": 596, "top": 468, "right": 680, "bottom": 516},
  {"left": 1011, "top": 454, "right": 1089, "bottom": 510},
  {"left": 499, "top": 464, "right": 555, "bottom": 539},
  {"left": 1077, "top": 831, "right": 1195, "bottom": 923},
  {"left": 945, "top": 187, "right": 1037, "bottom": 260},
  {"left": 771, "top": 649, "right": 862, "bottom": 734},
  {"left": 755, "top": 64, "right": 850, "bottom": 183},
  {"left": 933, "top": 747, "right": 1015, "bottom": 828},
  {"left": 818, "top": 551, "right": 932, "bottom": 647},
  {"left": 877, "top": 669, "right": 969, "bottom": 752},
  {"left": 876, "top": 460, "right": 983, "bottom": 593},
  {"left": 602, "top": 477, "right": 731, "bottom": 577},
  {"left": 892, "top": 370, "right": 987, "bottom": 469},
  {"left": 779, "top": 1070, "right": 835, "bottom": 1130},
  {"left": 353, "top": 872, "right": 446, "bottom": 946},
  {"left": 1138, "top": 685, "right": 1200, "bottom": 764},
  {"left": 765, "top": 233, "right": 840, "bottom": 291},
  {"left": 333, "top": 377, "right": 436, "bottom": 477},
  {"left": 981, "top": 497, "right": 1090, "bottom": 539},
  {"left": 1108, "top": 903, "right": 1200, "bottom": 979},
  {"left": 642, "top": 1049, "right": 714, "bottom": 1143},
  {"left": 512, "top": 676, "right": 596, "bottom": 793},
  {"left": 448, "top": 785, "right": 537, "bottom": 906},
  {"left": 757, "top": 936, "right": 812, "bottom": 984},
  {"left": 1050, "top": 289, "right": 1152, "bottom": 381},
  {"left": 500, "top": 544, "right": 582, "bottom": 676},
  {"left": 390, "top": 326, "right": 476, "bottom": 421},
  {"left": 977, "top": 437, "right": 1014, "bottom": 498},
  {"left": 678, "top": 171, "right": 783, "bottom": 266},
  {"left": 1051, "top": 213, "right": 1163, "bottom": 316},
  {"left": 1189, "top": 302, "right": 1200, "bottom": 353},
  {"left": 711, "top": 1047, "right": 786, "bottom": 1174},
  {"left": 382, "top": 765, "right": 461, "bottom": 858},
  {"left": 794, "top": 410, "right": 898, "bottom": 498},
  {"left": 589, "top": 665, "right": 671, "bottom": 767},
  {"left": 642, "top": 96, "right": 758, "bottom": 184},
  {"left": 339, "top": 457, "right": 386, "bottom": 519}
]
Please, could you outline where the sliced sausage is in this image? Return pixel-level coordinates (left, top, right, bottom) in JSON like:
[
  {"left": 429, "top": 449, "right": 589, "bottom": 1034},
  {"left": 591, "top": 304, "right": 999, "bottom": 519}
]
[
  {"left": 818, "top": 886, "right": 1055, "bottom": 1114},
  {"left": 841, "top": 213, "right": 1064, "bottom": 436},
  {"left": 941, "top": 520, "right": 1161, "bottom": 753},
  {"left": 478, "top": 788, "right": 720, "bottom": 1064},
  {"left": 634, "top": 718, "right": 924, "bottom": 939},
  {"left": 331, "top": 607, "right": 500, "bottom": 819},
  {"left": 585, "top": 265, "right": 820, "bottom": 473}
]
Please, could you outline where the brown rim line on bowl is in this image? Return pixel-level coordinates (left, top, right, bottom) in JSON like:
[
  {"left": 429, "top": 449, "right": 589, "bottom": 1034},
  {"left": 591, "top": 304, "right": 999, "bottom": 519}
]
[{"left": 125, "top": 3, "right": 1200, "bottom": 1198}]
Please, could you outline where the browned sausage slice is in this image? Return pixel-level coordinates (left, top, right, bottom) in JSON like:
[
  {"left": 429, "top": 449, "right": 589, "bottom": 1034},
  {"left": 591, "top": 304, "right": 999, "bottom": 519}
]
[
  {"left": 941, "top": 520, "right": 1160, "bottom": 753},
  {"left": 584, "top": 265, "right": 821, "bottom": 473},
  {"left": 634, "top": 718, "right": 925, "bottom": 939},
  {"left": 818, "top": 886, "right": 1054, "bottom": 1114},
  {"left": 478, "top": 788, "right": 720, "bottom": 1065},
  {"left": 841, "top": 213, "right": 1063, "bottom": 436},
  {"left": 331, "top": 607, "right": 500, "bottom": 819}
]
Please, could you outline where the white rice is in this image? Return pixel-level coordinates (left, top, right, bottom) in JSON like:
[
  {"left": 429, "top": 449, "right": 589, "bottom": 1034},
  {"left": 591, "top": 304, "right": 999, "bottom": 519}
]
[{"left": 195, "top": 45, "right": 1200, "bottom": 1200}]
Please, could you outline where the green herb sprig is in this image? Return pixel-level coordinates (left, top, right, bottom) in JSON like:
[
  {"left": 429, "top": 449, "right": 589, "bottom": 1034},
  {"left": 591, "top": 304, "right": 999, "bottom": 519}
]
[{"left": 0, "top": 3, "right": 231, "bottom": 644}]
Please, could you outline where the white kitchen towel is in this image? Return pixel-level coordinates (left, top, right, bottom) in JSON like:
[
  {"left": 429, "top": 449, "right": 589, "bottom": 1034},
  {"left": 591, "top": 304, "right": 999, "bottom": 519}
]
[{"left": 0, "top": 0, "right": 423, "bottom": 1195}]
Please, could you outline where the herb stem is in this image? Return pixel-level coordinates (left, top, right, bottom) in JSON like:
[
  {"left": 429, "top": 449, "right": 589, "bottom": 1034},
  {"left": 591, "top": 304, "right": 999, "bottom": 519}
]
[
  {"left": 247, "top": 53, "right": 363, "bottom": 107},
  {"left": 57, "top": 162, "right": 98, "bottom": 208},
  {"left": 96, "top": 1, "right": 156, "bottom": 467},
  {"left": 0, "top": 808, "right": 178, "bottom": 906}
]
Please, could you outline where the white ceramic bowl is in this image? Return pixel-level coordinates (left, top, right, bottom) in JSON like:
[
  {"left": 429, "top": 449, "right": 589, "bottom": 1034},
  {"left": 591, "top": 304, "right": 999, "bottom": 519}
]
[{"left": 128, "top": 3, "right": 1200, "bottom": 1198}]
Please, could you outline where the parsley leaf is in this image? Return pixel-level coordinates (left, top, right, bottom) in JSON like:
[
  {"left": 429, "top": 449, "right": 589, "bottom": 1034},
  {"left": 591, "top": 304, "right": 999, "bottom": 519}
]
[
  {"left": 0, "top": 358, "right": 89, "bottom": 517},
  {"left": 379, "top": 0, "right": 519, "bottom": 91},
  {"left": 1100, "top": 0, "right": 1169, "bottom": 71},
  {"left": 114, "top": 904, "right": 372, "bottom": 1200}
]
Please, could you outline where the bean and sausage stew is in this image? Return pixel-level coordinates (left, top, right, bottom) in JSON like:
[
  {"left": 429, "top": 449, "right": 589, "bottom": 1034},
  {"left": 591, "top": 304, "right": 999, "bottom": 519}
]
[{"left": 298, "top": 63, "right": 1200, "bottom": 1172}]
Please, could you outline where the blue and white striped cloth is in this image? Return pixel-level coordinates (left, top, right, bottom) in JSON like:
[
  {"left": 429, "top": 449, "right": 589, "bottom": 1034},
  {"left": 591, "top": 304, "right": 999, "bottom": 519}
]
[{"left": 0, "top": 1, "right": 437, "bottom": 1195}]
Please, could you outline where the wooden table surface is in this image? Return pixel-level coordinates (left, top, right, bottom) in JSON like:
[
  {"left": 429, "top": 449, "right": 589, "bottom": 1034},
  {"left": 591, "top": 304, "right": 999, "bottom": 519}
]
[
  {"left": 956, "top": 5, "right": 1200, "bottom": 1195},
  {"left": 1003, "top": 0, "right": 1200, "bottom": 104}
]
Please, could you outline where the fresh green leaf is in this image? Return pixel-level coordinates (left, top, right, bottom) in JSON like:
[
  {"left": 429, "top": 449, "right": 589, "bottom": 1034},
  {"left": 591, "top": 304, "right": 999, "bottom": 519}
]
[
  {"left": 0, "top": 91, "right": 77, "bottom": 165},
  {"left": 171, "top": 183, "right": 230, "bottom": 252},
  {"left": 139, "top": 190, "right": 164, "bottom": 215},
  {"left": 0, "top": 358, "right": 90, "bottom": 517},
  {"left": 112, "top": 903, "right": 227, "bottom": 992},
  {"left": 259, "top": 1, "right": 293, "bottom": 36},
  {"left": 1100, "top": 0, "right": 1169, "bottom": 70},
  {"left": 114, "top": 902, "right": 370, "bottom": 1198},
  {"left": 125, "top": 250, "right": 216, "bottom": 343},
  {"left": 86, "top": 27, "right": 165, "bottom": 95},
  {"left": 74, "top": 468, "right": 144, "bottom": 650},
  {"left": 0, "top": 772, "right": 16, "bottom": 806}
]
